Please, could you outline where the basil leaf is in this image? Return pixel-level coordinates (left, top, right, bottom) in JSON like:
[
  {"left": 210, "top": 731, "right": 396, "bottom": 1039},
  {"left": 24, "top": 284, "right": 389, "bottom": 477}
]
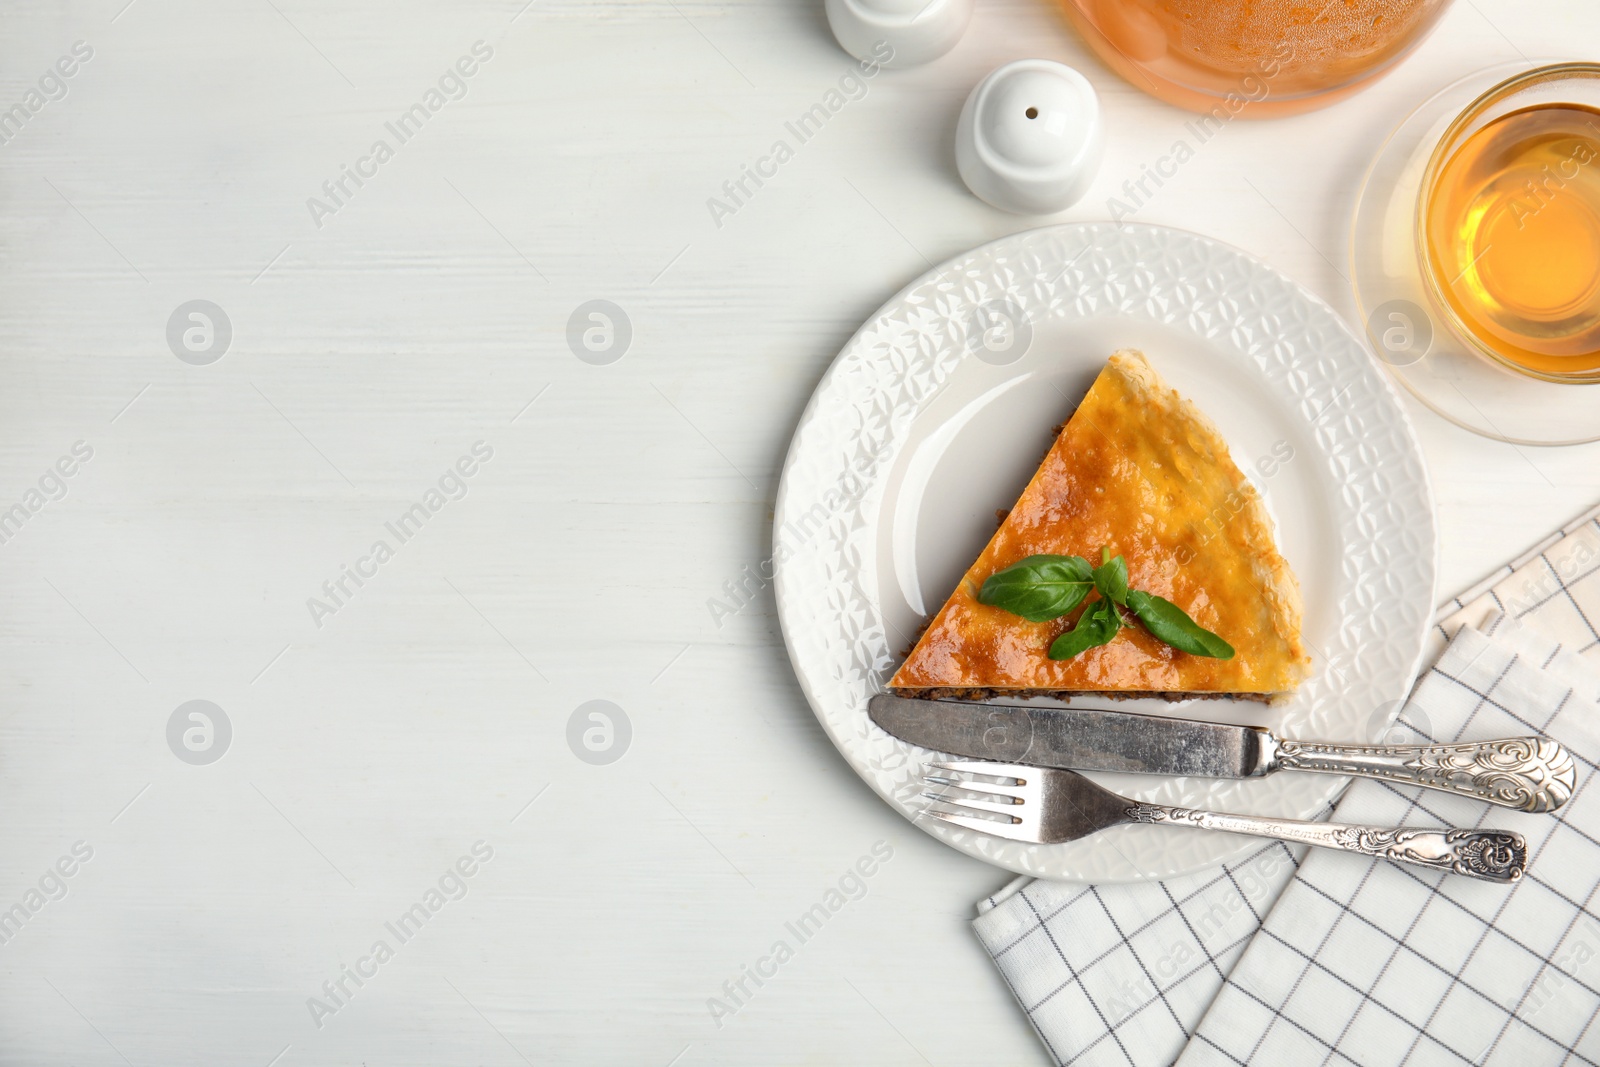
[
  {"left": 1092, "top": 554, "right": 1129, "bottom": 606},
  {"left": 1048, "top": 597, "right": 1121, "bottom": 660},
  {"left": 978, "top": 554, "right": 1094, "bottom": 623},
  {"left": 1125, "top": 590, "right": 1234, "bottom": 659}
]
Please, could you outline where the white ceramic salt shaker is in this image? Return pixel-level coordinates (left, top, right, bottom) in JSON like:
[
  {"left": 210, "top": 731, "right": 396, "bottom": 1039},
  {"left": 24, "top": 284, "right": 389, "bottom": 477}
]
[
  {"left": 825, "top": 0, "right": 973, "bottom": 69},
  {"left": 956, "top": 59, "right": 1103, "bottom": 215}
]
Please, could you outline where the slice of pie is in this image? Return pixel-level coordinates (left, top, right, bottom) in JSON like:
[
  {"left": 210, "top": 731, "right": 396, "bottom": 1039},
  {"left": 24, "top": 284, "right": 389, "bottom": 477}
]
[{"left": 890, "top": 349, "right": 1309, "bottom": 701}]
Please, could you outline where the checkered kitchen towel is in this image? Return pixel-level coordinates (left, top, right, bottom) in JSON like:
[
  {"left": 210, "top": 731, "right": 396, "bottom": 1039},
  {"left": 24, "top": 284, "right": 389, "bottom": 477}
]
[
  {"left": 1176, "top": 612, "right": 1600, "bottom": 1066},
  {"left": 974, "top": 501, "right": 1600, "bottom": 1067}
]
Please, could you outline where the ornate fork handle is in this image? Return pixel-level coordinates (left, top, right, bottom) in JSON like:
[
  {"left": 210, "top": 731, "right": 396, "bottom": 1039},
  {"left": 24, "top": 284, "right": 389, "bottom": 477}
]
[
  {"left": 1124, "top": 804, "right": 1526, "bottom": 883},
  {"left": 1269, "top": 736, "right": 1576, "bottom": 813}
]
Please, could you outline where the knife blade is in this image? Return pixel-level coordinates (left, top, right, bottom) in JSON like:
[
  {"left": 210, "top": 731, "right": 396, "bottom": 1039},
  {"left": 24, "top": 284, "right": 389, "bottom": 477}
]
[
  {"left": 865, "top": 693, "right": 1578, "bottom": 812},
  {"left": 867, "top": 692, "right": 1269, "bottom": 777}
]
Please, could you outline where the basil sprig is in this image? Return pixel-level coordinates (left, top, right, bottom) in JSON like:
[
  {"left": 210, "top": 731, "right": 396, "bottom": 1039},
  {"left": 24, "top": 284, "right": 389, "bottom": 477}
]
[
  {"left": 978, "top": 546, "right": 1233, "bottom": 661},
  {"left": 977, "top": 554, "right": 1094, "bottom": 622},
  {"left": 1091, "top": 547, "right": 1128, "bottom": 606},
  {"left": 1048, "top": 597, "right": 1120, "bottom": 660},
  {"left": 1125, "top": 590, "right": 1235, "bottom": 659}
]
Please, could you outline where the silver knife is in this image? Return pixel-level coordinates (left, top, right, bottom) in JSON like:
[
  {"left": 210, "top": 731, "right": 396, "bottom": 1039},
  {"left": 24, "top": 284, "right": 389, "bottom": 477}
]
[{"left": 867, "top": 692, "right": 1577, "bottom": 813}]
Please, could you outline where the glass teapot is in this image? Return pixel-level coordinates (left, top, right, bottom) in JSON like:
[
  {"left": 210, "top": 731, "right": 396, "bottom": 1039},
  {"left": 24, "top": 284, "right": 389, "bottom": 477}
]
[{"left": 1057, "top": 0, "right": 1455, "bottom": 116}]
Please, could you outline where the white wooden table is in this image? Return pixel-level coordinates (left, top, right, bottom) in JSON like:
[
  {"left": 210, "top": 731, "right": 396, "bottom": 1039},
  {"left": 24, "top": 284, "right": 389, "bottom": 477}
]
[{"left": 2, "top": 1, "right": 1598, "bottom": 1063}]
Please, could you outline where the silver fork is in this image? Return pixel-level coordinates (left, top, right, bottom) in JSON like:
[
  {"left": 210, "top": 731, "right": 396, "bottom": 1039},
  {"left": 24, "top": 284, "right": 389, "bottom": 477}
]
[{"left": 923, "top": 760, "right": 1527, "bottom": 883}]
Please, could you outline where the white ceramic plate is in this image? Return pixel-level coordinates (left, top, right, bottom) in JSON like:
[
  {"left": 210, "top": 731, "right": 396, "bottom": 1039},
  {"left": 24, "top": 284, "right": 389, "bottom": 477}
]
[{"left": 773, "top": 222, "right": 1437, "bottom": 882}]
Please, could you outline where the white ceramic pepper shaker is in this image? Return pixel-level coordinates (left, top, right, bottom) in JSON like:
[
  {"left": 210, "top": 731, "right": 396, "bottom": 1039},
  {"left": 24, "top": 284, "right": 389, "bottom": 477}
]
[
  {"left": 825, "top": 0, "right": 973, "bottom": 69},
  {"left": 955, "top": 59, "right": 1104, "bottom": 215}
]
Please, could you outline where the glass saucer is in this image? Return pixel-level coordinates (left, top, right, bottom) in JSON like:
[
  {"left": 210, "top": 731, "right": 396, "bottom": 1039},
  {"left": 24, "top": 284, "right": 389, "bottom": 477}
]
[{"left": 1350, "top": 60, "right": 1600, "bottom": 446}]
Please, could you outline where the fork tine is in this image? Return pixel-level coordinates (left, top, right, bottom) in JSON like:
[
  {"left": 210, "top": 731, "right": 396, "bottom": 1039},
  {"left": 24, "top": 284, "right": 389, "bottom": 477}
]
[
  {"left": 922, "top": 805, "right": 1030, "bottom": 840},
  {"left": 922, "top": 791, "right": 1023, "bottom": 818},
  {"left": 927, "top": 759, "right": 1030, "bottom": 781},
  {"left": 922, "top": 774, "right": 1024, "bottom": 799}
]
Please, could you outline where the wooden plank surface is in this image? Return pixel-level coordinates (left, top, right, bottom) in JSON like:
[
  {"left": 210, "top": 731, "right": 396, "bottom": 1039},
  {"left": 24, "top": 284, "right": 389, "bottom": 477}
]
[{"left": 0, "top": 0, "right": 1597, "bottom": 1063}]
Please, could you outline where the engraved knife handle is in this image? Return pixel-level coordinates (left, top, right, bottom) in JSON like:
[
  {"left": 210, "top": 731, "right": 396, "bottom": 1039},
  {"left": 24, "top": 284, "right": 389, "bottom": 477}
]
[
  {"left": 1269, "top": 736, "right": 1576, "bottom": 813},
  {"left": 1124, "top": 804, "right": 1527, "bottom": 883}
]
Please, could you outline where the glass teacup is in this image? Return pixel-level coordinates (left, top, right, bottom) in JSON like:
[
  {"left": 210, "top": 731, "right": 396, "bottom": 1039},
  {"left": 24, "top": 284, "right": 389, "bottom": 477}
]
[{"left": 1417, "top": 63, "right": 1600, "bottom": 384}]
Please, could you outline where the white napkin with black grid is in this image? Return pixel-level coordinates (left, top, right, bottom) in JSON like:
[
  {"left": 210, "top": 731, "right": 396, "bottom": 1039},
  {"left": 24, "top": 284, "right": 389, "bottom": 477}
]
[
  {"left": 974, "top": 502, "right": 1600, "bottom": 1067},
  {"left": 1178, "top": 612, "right": 1600, "bottom": 1066},
  {"left": 973, "top": 835, "right": 1312, "bottom": 1066}
]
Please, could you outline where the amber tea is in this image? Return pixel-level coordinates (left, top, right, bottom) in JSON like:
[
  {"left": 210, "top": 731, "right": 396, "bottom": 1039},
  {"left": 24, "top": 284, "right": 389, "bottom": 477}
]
[{"left": 1422, "top": 101, "right": 1600, "bottom": 380}]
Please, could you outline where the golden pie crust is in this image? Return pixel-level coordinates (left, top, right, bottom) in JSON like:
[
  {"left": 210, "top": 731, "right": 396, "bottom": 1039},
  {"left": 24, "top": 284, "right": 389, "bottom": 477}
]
[{"left": 889, "top": 349, "right": 1309, "bottom": 699}]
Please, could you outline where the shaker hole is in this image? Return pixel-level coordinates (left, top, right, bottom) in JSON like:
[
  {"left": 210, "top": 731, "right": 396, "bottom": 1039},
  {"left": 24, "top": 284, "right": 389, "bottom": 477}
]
[{"left": 1025, "top": 107, "right": 1039, "bottom": 119}]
